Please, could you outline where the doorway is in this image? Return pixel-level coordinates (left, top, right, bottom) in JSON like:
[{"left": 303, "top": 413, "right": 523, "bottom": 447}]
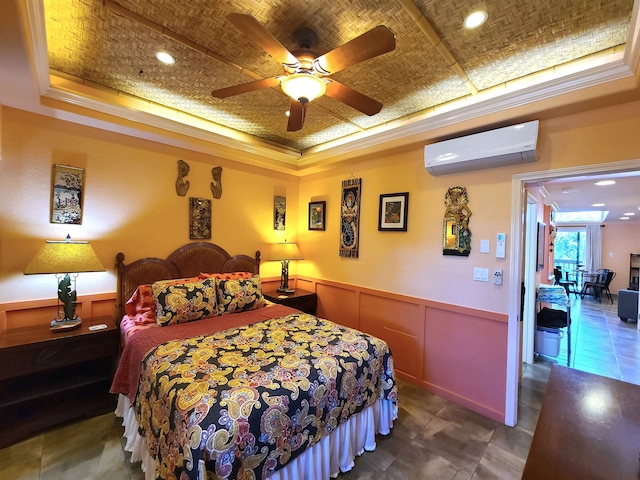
[{"left": 505, "top": 158, "right": 640, "bottom": 427}]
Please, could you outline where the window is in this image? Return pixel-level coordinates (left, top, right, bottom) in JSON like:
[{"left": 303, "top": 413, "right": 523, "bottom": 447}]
[{"left": 554, "top": 227, "right": 586, "bottom": 272}]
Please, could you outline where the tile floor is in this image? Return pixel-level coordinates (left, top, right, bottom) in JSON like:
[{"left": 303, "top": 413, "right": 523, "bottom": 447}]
[{"left": 0, "top": 296, "right": 637, "bottom": 480}]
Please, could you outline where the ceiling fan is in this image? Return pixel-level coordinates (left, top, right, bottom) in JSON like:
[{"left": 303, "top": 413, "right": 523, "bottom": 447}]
[{"left": 211, "top": 14, "right": 396, "bottom": 131}]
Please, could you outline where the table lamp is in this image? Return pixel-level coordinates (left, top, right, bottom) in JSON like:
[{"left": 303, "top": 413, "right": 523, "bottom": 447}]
[
  {"left": 269, "top": 241, "right": 303, "bottom": 293},
  {"left": 24, "top": 235, "right": 106, "bottom": 331}
]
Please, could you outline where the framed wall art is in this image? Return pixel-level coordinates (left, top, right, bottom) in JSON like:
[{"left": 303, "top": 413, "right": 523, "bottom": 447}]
[
  {"left": 308, "top": 201, "right": 326, "bottom": 231},
  {"left": 340, "top": 177, "right": 361, "bottom": 258},
  {"left": 536, "top": 221, "right": 546, "bottom": 271},
  {"left": 189, "top": 197, "right": 212, "bottom": 240},
  {"left": 378, "top": 192, "right": 409, "bottom": 232},
  {"left": 274, "top": 196, "right": 286, "bottom": 230},
  {"left": 51, "top": 164, "right": 84, "bottom": 225}
]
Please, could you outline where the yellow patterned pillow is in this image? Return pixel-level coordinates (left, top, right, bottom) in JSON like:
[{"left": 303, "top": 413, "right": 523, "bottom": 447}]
[
  {"left": 152, "top": 277, "right": 218, "bottom": 326},
  {"left": 216, "top": 274, "right": 266, "bottom": 314}
]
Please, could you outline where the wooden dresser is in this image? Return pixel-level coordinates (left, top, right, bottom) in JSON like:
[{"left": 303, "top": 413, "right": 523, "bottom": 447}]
[
  {"left": 0, "top": 317, "right": 119, "bottom": 448},
  {"left": 522, "top": 364, "right": 640, "bottom": 479}
]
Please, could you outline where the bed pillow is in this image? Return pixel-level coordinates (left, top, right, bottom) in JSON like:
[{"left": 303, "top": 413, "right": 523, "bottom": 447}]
[
  {"left": 216, "top": 274, "right": 266, "bottom": 314},
  {"left": 124, "top": 284, "right": 156, "bottom": 324},
  {"left": 199, "top": 271, "right": 255, "bottom": 280},
  {"left": 152, "top": 277, "right": 218, "bottom": 326}
]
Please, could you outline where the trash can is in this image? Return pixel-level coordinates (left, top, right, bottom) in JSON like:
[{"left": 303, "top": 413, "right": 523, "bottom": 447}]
[{"left": 535, "top": 327, "right": 562, "bottom": 357}]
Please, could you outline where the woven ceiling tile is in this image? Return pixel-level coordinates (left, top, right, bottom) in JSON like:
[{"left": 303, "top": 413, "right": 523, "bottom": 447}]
[
  {"left": 44, "top": 0, "right": 633, "bottom": 152},
  {"left": 415, "top": 0, "right": 633, "bottom": 91}
]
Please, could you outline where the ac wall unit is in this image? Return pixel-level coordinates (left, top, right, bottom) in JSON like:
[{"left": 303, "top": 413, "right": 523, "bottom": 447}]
[{"left": 424, "top": 120, "right": 539, "bottom": 176}]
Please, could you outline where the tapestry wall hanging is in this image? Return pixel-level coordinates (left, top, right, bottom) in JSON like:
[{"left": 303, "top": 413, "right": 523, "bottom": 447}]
[
  {"left": 443, "top": 186, "right": 471, "bottom": 256},
  {"left": 340, "top": 177, "right": 362, "bottom": 258},
  {"left": 189, "top": 197, "right": 212, "bottom": 240},
  {"left": 51, "top": 164, "right": 84, "bottom": 225}
]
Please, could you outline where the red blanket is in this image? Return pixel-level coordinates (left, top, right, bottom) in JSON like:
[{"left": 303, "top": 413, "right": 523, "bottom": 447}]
[{"left": 110, "top": 303, "right": 299, "bottom": 402}]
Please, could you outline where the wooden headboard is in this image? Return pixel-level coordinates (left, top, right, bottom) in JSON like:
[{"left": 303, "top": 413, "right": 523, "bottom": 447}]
[{"left": 115, "top": 242, "right": 261, "bottom": 322}]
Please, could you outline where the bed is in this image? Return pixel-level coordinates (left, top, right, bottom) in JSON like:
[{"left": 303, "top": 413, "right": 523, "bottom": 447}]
[{"left": 110, "top": 242, "right": 398, "bottom": 480}]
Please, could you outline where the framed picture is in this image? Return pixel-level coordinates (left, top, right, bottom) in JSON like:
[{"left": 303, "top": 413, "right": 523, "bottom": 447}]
[
  {"left": 536, "top": 222, "right": 546, "bottom": 271},
  {"left": 274, "top": 196, "right": 286, "bottom": 230},
  {"left": 308, "top": 201, "right": 326, "bottom": 230},
  {"left": 51, "top": 164, "right": 84, "bottom": 225},
  {"left": 189, "top": 197, "right": 212, "bottom": 240},
  {"left": 378, "top": 192, "right": 409, "bottom": 231}
]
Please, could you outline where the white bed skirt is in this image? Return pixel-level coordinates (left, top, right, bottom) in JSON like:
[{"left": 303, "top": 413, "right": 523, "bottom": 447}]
[{"left": 115, "top": 393, "right": 397, "bottom": 480}]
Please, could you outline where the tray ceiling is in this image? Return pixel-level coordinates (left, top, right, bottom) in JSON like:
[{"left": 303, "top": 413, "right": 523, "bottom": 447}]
[{"left": 41, "top": 0, "right": 635, "bottom": 155}]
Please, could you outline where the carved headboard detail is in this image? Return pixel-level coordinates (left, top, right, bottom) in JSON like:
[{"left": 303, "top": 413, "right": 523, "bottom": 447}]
[{"left": 115, "top": 242, "right": 261, "bottom": 323}]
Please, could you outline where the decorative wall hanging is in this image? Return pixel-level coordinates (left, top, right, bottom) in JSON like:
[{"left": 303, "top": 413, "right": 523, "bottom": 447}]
[
  {"left": 340, "top": 178, "right": 361, "bottom": 258},
  {"left": 442, "top": 186, "right": 472, "bottom": 256},
  {"left": 189, "top": 197, "right": 212, "bottom": 240},
  {"left": 210, "top": 166, "right": 223, "bottom": 199},
  {"left": 51, "top": 164, "right": 84, "bottom": 225},
  {"left": 175, "top": 160, "right": 190, "bottom": 196},
  {"left": 274, "top": 196, "right": 286, "bottom": 230},
  {"left": 378, "top": 192, "right": 409, "bottom": 232},
  {"left": 309, "top": 201, "right": 326, "bottom": 231}
]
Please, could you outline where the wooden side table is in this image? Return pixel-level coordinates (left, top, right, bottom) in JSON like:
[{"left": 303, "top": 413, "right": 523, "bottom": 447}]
[
  {"left": 0, "top": 316, "right": 119, "bottom": 448},
  {"left": 263, "top": 289, "right": 318, "bottom": 315}
]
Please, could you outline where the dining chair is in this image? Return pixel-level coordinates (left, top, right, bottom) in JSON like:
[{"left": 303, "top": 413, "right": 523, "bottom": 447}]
[
  {"left": 582, "top": 270, "right": 616, "bottom": 303},
  {"left": 554, "top": 267, "right": 578, "bottom": 297}
]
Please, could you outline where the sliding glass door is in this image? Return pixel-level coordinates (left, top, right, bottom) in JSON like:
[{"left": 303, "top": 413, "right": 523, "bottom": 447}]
[{"left": 554, "top": 227, "right": 586, "bottom": 283}]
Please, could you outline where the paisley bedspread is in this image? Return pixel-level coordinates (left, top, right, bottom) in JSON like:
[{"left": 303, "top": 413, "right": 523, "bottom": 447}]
[{"left": 134, "top": 312, "right": 397, "bottom": 480}]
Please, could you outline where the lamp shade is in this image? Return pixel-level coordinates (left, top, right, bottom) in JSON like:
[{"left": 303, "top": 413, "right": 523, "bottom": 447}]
[
  {"left": 269, "top": 242, "right": 303, "bottom": 261},
  {"left": 280, "top": 74, "right": 326, "bottom": 103},
  {"left": 25, "top": 239, "right": 105, "bottom": 274}
]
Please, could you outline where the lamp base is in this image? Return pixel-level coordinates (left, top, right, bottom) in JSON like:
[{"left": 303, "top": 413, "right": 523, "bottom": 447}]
[
  {"left": 277, "top": 287, "right": 295, "bottom": 294},
  {"left": 50, "top": 317, "right": 82, "bottom": 331}
]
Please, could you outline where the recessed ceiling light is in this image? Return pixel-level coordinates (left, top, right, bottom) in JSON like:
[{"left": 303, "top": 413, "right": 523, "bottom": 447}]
[
  {"left": 594, "top": 180, "right": 616, "bottom": 186},
  {"left": 623, "top": 212, "right": 635, "bottom": 216},
  {"left": 592, "top": 203, "right": 605, "bottom": 207},
  {"left": 156, "top": 51, "right": 176, "bottom": 65},
  {"left": 463, "top": 10, "right": 488, "bottom": 29},
  {"left": 620, "top": 217, "right": 630, "bottom": 220}
]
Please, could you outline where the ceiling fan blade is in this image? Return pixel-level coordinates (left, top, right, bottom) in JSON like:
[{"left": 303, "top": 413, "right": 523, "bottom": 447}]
[
  {"left": 212, "top": 77, "right": 281, "bottom": 98},
  {"left": 313, "top": 25, "right": 396, "bottom": 75},
  {"left": 324, "top": 81, "right": 382, "bottom": 116},
  {"left": 287, "top": 98, "right": 307, "bottom": 131},
  {"left": 228, "top": 13, "right": 300, "bottom": 67}
]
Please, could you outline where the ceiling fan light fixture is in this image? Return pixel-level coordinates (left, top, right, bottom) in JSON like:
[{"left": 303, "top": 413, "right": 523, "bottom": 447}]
[
  {"left": 463, "top": 10, "right": 488, "bottom": 29},
  {"left": 281, "top": 73, "right": 326, "bottom": 103}
]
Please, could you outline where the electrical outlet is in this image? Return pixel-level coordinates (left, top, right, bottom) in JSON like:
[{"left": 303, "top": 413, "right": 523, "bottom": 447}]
[{"left": 494, "top": 269, "right": 503, "bottom": 285}]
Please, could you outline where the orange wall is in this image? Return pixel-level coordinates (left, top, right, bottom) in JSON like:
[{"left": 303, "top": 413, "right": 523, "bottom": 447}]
[
  {"left": 601, "top": 223, "right": 640, "bottom": 293},
  {"left": 298, "top": 99, "right": 640, "bottom": 313},
  {"left": 3, "top": 96, "right": 640, "bottom": 423},
  {"left": 0, "top": 107, "right": 300, "bottom": 311}
]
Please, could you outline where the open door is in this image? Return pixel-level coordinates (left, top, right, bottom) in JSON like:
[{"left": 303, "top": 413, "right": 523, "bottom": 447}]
[{"left": 522, "top": 193, "right": 538, "bottom": 365}]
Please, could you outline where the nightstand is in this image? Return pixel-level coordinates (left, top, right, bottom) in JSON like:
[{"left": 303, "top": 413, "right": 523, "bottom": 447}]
[
  {"left": 263, "top": 289, "right": 318, "bottom": 315},
  {"left": 0, "top": 316, "right": 119, "bottom": 448}
]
